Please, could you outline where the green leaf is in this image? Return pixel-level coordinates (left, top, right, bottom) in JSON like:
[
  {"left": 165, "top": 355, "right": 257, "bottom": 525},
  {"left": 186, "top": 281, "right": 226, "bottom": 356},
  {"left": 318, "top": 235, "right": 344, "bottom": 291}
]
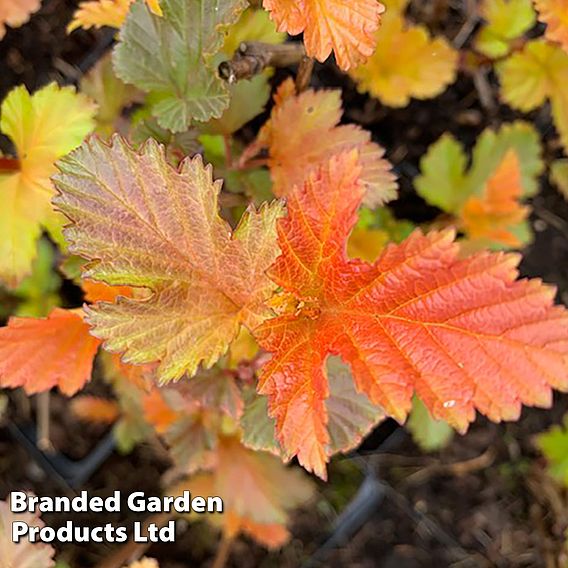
[
  {"left": 204, "top": 73, "right": 271, "bottom": 135},
  {"left": 551, "top": 159, "right": 568, "bottom": 200},
  {"left": 537, "top": 415, "right": 568, "bottom": 487},
  {"left": 222, "top": 7, "right": 286, "bottom": 56},
  {"left": 416, "top": 122, "right": 543, "bottom": 214},
  {"left": 200, "top": 133, "right": 273, "bottom": 203},
  {"left": 407, "top": 397, "right": 454, "bottom": 452},
  {"left": 113, "top": 0, "right": 247, "bottom": 132},
  {"left": 468, "top": 122, "right": 543, "bottom": 198},
  {"left": 415, "top": 134, "right": 469, "bottom": 211},
  {"left": 240, "top": 387, "right": 282, "bottom": 456},
  {"left": 240, "top": 358, "right": 384, "bottom": 458},
  {"left": 14, "top": 238, "right": 61, "bottom": 317},
  {"left": 475, "top": 0, "right": 536, "bottom": 58}
]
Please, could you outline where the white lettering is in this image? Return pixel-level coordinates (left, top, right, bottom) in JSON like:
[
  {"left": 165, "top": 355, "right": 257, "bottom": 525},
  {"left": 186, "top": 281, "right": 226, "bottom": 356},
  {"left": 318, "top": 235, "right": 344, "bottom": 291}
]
[
  {"left": 11, "top": 521, "right": 28, "bottom": 542},
  {"left": 10, "top": 492, "right": 28, "bottom": 513}
]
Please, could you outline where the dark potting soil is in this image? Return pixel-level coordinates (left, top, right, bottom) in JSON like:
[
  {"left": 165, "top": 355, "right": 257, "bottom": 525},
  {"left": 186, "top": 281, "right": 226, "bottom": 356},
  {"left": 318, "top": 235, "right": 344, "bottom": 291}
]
[{"left": 1, "top": 1, "right": 567, "bottom": 567}]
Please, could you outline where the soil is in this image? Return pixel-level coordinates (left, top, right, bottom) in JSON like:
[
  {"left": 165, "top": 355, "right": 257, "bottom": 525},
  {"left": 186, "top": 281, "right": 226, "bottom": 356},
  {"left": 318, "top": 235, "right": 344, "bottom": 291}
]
[{"left": 1, "top": 1, "right": 568, "bottom": 567}]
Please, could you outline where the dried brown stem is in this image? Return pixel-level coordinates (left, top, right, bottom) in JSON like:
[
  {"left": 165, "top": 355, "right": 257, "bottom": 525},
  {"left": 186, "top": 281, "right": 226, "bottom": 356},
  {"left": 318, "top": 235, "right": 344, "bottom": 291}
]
[
  {"left": 219, "top": 41, "right": 306, "bottom": 83},
  {"left": 401, "top": 447, "right": 496, "bottom": 486},
  {"left": 37, "top": 392, "right": 54, "bottom": 453},
  {"left": 211, "top": 533, "right": 234, "bottom": 568},
  {"left": 295, "top": 56, "right": 314, "bottom": 93}
]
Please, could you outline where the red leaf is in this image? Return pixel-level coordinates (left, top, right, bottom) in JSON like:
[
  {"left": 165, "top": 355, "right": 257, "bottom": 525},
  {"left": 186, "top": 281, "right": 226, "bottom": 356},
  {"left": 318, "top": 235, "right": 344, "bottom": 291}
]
[{"left": 255, "top": 151, "right": 568, "bottom": 478}]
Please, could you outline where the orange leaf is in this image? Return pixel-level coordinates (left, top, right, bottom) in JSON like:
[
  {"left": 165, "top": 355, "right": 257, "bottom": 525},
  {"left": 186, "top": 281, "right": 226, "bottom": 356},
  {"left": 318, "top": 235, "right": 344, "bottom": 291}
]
[
  {"left": 103, "top": 352, "right": 157, "bottom": 391},
  {"left": 71, "top": 395, "right": 120, "bottom": 424},
  {"left": 243, "top": 78, "right": 397, "bottom": 207},
  {"left": 0, "top": 308, "right": 100, "bottom": 395},
  {"left": 263, "top": 0, "right": 385, "bottom": 70},
  {"left": 172, "top": 436, "right": 313, "bottom": 547},
  {"left": 534, "top": 0, "right": 568, "bottom": 53},
  {"left": 143, "top": 388, "right": 180, "bottom": 434},
  {"left": 225, "top": 510, "right": 290, "bottom": 549},
  {"left": 82, "top": 280, "right": 134, "bottom": 303},
  {"left": 0, "top": 0, "right": 41, "bottom": 39},
  {"left": 461, "top": 150, "right": 529, "bottom": 247},
  {"left": 255, "top": 151, "right": 568, "bottom": 478}
]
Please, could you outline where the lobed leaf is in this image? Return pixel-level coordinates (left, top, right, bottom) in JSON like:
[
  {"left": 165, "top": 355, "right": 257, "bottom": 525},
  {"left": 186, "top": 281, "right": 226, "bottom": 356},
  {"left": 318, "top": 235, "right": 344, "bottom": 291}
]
[
  {"left": 0, "top": 497, "right": 55, "bottom": 568},
  {"left": 172, "top": 435, "right": 314, "bottom": 548},
  {"left": 461, "top": 150, "right": 529, "bottom": 248},
  {"left": 0, "top": 0, "right": 41, "bottom": 39},
  {"left": 497, "top": 39, "right": 568, "bottom": 152},
  {"left": 143, "top": 388, "right": 180, "bottom": 434},
  {"left": 414, "top": 134, "right": 469, "bottom": 212},
  {"left": 53, "top": 135, "right": 284, "bottom": 382},
  {"left": 0, "top": 84, "right": 96, "bottom": 287},
  {"left": 263, "top": 0, "right": 384, "bottom": 70},
  {"left": 349, "top": 12, "right": 458, "bottom": 107},
  {"left": 240, "top": 358, "right": 385, "bottom": 458},
  {"left": 68, "top": 0, "right": 162, "bottom": 32},
  {"left": 163, "top": 413, "right": 218, "bottom": 475},
  {"left": 534, "top": 0, "right": 568, "bottom": 53},
  {"left": 255, "top": 151, "right": 568, "bottom": 478},
  {"left": 416, "top": 122, "right": 542, "bottom": 248},
  {"left": 243, "top": 78, "right": 397, "bottom": 207},
  {"left": 475, "top": 0, "right": 536, "bottom": 58},
  {"left": 0, "top": 309, "right": 100, "bottom": 396},
  {"left": 113, "top": 0, "right": 247, "bottom": 131}
]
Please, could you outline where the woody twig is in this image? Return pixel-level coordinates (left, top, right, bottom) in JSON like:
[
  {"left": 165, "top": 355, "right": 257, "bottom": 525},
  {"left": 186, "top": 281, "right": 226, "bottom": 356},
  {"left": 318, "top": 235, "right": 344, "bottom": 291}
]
[{"left": 218, "top": 41, "right": 306, "bottom": 83}]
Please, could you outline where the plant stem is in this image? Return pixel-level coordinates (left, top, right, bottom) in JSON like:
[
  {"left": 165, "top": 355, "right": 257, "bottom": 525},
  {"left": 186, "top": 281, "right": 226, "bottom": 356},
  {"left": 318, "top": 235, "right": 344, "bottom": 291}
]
[
  {"left": 219, "top": 41, "right": 306, "bottom": 83},
  {"left": 295, "top": 56, "right": 314, "bottom": 93},
  {"left": 36, "top": 391, "right": 54, "bottom": 453},
  {"left": 211, "top": 533, "right": 234, "bottom": 568}
]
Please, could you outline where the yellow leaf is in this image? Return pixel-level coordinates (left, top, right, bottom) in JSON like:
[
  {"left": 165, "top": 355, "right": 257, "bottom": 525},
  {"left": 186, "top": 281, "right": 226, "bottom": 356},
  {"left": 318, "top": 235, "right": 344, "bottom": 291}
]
[
  {"left": 222, "top": 7, "right": 285, "bottom": 55},
  {"left": 347, "top": 227, "right": 389, "bottom": 261},
  {"left": 534, "top": 0, "right": 568, "bottom": 53},
  {"left": 551, "top": 159, "right": 568, "bottom": 199},
  {"left": 228, "top": 327, "right": 259, "bottom": 368},
  {"left": 497, "top": 39, "right": 568, "bottom": 152},
  {"left": 68, "top": 0, "right": 162, "bottom": 32},
  {"left": 0, "top": 0, "right": 41, "bottom": 39},
  {"left": 349, "top": 13, "right": 458, "bottom": 107},
  {"left": 475, "top": 0, "right": 536, "bottom": 58},
  {"left": 0, "top": 84, "right": 96, "bottom": 287},
  {"left": 263, "top": 0, "right": 385, "bottom": 70}
]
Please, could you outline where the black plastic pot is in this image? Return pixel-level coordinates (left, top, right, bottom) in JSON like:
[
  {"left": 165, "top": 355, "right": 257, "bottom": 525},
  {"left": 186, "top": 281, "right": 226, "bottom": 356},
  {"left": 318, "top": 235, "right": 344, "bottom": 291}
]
[{"left": 8, "top": 421, "right": 115, "bottom": 489}]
